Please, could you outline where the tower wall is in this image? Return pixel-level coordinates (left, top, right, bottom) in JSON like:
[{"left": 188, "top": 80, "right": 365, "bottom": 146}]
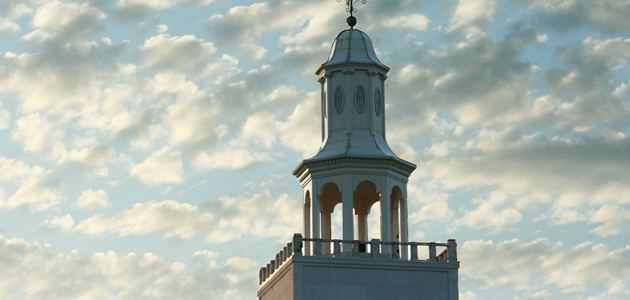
[{"left": 258, "top": 256, "right": 459, "bottom": 300}]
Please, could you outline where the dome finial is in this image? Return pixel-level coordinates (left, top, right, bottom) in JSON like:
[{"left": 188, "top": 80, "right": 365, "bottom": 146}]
[{"left": 337, "top": 0, "right": 367, "bottom": 29}]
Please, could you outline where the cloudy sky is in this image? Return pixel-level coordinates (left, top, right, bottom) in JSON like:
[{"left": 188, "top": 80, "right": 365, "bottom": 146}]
[{"left": 0, "top": 0, "right": 629, "bottom": 299}]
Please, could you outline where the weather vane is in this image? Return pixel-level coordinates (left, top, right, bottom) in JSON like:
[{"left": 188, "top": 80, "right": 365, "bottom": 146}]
[{"left": 337, "top": 0, "right": 367, "bottom": 28}]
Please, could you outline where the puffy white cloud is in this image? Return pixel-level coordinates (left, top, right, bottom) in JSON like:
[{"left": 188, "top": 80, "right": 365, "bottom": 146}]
[
  {"left": 29, "top": 1, "right": 106, "bottom": 40},
  {"left": 0, "top": 235, "right": 257, "bottom": 299},
  {"left": 141, "top": 34, "right": 237, "bottom": 79},
  {"left": 204, "top": 1, "right": 339, "bottom": 60},
  {"left": 0, "top": 103, "right": 9, "bottom": 129},
  {"left": 75, "top": 189, "right": 110, "bottom": 209},
  {"left": 117, "top": 0, "right": 215, "bottom": 10},
  {"left": 408, "top": 181, "right": 455, "bottom": 222},
  {"left": 457, "top": 200, "right": 523, "bottom": 230},
  {"left": 449, "top": 0, "right": 497, "bottom": 32},
  {"left": 40, "top": 214, "right": 75, "bottom": 231},
  {"left": 547, "top": 37, "right": 630, "bottom": 132},
  {"left": 194, "top": 148, "right": 271, "bottom": 170},
  {"left": 0, "top": 157, "right": 61, "bottom": 211},
  {"left": 0, "top": 19, "right": 20, "bottom": 33},
  {"left": 239, "top": 111, "right": 280, "bottom": 149},
  {"left": 2, "top": 179, "right": 61, "bottom": 211},
  {"left": 461, "top": 239, "right": 630, "bottom": 294},
  {"left": 588, "top": 204, "right": 630, "bottom": 237},
  {"left": 202, "top": 190, "right": 301, "bottom": 243},
  {"left": 0, "top": 38, "right": 130, "bottom": 118},
  {"left": 74, "top": 200, "right": 215, "bottom": 240},
  {"left": 384, "top": 13, "right": 430, "bottom": 30},
  {"left": 163, "top": 90, "right": 226, "bottom": 152},
  {"left": 60, "top": 144, "right": 115, "bottom": 176},
  {"left": 0, "top": 157, "right": 46, "bottom": 183},
  {"left": 278, "top": 91, "right": 321, "bottom": 157},
  {"left": 66, "top": 189, "right": 300, "bottom": 244},
  {"left": 425, "top": 134, "right": 630, "bottom": 208},
  {"left": 520, "top": 0, "right": 630, "bottom": 33},
  {"left": 130, "top": 147, "right": 183, "bottom": 185},
  {"left": 11, "top": 113, "right": 65, "bottom": 157}
]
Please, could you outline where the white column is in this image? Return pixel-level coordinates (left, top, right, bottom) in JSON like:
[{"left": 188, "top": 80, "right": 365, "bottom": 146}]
[
  {"left": 401, "top": 187, "right": 409, "bottom": 258},
  {"left": 390, "top": 197, "right": 400, "bottom": 243},
  {"left": 342, "top": 176, "right": 354, "bottom": 253},
  {"left": 311, "top": 183, "right": 320, "bottom": 242},
  {"left": 303, "top": 189, "right": 311, "bottom": 256},
  {"left": 321, "top": 210, "right": 331, "bottom": 255},
  {"left": 380, "top": 182, "right": 391, "bottom": 256}
]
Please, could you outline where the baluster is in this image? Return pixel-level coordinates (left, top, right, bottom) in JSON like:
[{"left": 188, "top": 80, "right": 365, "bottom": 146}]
[
  {"left": 410, "top": 243, "right": 418, "bottom": 261},
  {"left": 314, "top": 239, "right": 322, "bottom": 256},
  {"left": 266, "top": 263, "right": 271, "bottom": 277},
  {"left": 391, "top": 243, "right": 399, "bottom": 259},
  {"left": 293, "top": 233, "right": 303, "bottom": 257},
  {"left": 448, "top": 239, "right": 457, "bottom": 263},
  {"left": 352, "top": 240, "right": 359, "bottom": 256},
  {"left": 429, "top": 242, "right": 437, "bottom": 262},
  {"left": 334, "top": 240, "right": 341, "bottom": 256},
  {"left": 370, "top": 239, "right": 380, "bottom": 258}
]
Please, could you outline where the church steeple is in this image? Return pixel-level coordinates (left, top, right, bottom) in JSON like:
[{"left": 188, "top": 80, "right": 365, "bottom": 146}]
[
  {"left": 293, "top": 25, "right": 416, "bottom": 255},
  {"left": 258, "top": 7, "right": 459, "bottom": 299}
]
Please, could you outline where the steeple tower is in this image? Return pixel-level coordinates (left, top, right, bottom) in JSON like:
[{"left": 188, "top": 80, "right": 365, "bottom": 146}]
[
  {"left": 293, "top": 28, "right": 416, "bottom": 255},
  {"left": 257, "top": 7, "right": 458, "bottom": 300}
]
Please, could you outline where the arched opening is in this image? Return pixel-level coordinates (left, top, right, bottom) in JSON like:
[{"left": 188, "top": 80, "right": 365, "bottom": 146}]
[
  {"left": 353, "top": 181, "right": 380, "bottom": 252},
  {"left": 319, "top": 182, "right": 341, "bottom": 254}
]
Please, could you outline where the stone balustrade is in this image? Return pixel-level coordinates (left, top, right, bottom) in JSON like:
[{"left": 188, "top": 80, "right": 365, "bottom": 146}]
[{"left": 258, "top": 233, "right": 457, "bottom": 286}]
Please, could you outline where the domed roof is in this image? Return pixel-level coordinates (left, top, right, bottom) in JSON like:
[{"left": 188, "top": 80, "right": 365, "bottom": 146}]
[{"left": 320, "top": 29, "right": 389, "bottom": 71}]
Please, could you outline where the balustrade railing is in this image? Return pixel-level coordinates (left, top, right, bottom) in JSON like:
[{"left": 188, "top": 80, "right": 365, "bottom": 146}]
[{"left": 258, "top": 233, "right": 457, "bottom": 285}]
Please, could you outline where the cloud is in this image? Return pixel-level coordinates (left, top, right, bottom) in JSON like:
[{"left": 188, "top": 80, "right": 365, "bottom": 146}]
[
  {"left": 0, "top": 157, "right": 61, "bottom": 211},
  {"left": 546, "top": 37, "right": 630, "bottom": 132},
  {"left": 75, "top": 189, "right": 110, "bottom": 209},
  {"left": 204, "top": 0, "right": 339, "bottom": 60},
  {"left": 40, "top": 214, "right": 75, "bottom": 231},
  {"left": 449, "top": 0, "right": 498, "bottom": 32},
  {"left": 1, "top": 178, "right": 61, "bottom": 211},
  {"left": 460, "top": 238, "right": 630, "bottom": 294},
  {"left": 0, "top": 37, "right": 130, "bottom": 118},
  {"left": 456, "top": 192, "right": 523, "bottom": 230},
  {"left": 588, "top": 204, "right": 630, "bottom": 237},
  {"left": 0, "top": 235, "right": 257, "bottom": 299},
  {"left": 201, "top": 190, "right": 301, "bottom": 243},
  {"left": 11, "top": 113, "right": 65, "bottom": 158},
  {"left": 425, "top": 133, "right": 630, "bottom": 208},
  {"left": 60, "top": 144, "right": 115, "bottom": 176},
  {"left": 0, "top": 103, "right": 9, "bottom": 129},
  {"left": 141, "top": 34, "right": 237, "bottom": 79},
  {"left": 27, "top": 1, "right": 106, "bottom": 40},
  {"left": 384, "top": 13, "right": 430, "bottom": 30},
  {"left": 74, "top": 200, "right": 215, "bottom": 240},
  {"left": 65, "top": 189, "right": 300, "bottom": 244},
  {"left": 0, "top": 157, "right": 46, "bottom": 183},
  {"left": 116, "top": 0, "right": 215, "bottom": 10},
  {"left": 130, "top": 147, "right": 184, "bottom": 185},
  {"left": 0, "top": 19, "right": 20, "bottom": 33},
  {"left": 518, "top": 0, "right": 630, "bottom": 33},
  {"left": 194, "top": 148, "right": 271, "bottom": 170},
  {"left": 278, "top": 91, "right": 321, "bottom": 157}
]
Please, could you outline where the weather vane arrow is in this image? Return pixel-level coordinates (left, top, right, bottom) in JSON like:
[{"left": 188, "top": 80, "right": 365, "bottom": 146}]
[{"left": 337, "top": 0, "right": 367, "bottom": 28}]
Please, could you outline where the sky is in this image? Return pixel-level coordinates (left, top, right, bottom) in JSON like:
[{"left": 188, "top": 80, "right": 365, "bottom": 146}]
[{"left": 0, "top": 0, "right": 629, "bottom": 299}]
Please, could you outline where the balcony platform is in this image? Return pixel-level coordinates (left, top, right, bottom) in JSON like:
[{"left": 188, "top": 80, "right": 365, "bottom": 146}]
[{"left": 257, "top": 234, "right": 459, "bottom": 300}]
